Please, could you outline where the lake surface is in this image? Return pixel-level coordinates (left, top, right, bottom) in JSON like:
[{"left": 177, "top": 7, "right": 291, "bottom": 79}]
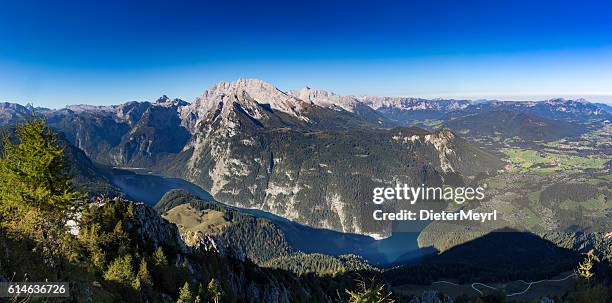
[{"left": 107, "top": 169, "right": 432, "bottom": 266}]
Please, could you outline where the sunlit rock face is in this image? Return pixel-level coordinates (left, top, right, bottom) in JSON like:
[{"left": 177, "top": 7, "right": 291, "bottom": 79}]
[{"left": 0, "top": 79, "right": 503, "bottom": 237}]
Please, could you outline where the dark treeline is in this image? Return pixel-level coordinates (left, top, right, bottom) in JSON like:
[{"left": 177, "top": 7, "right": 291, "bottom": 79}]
[{"left": 264, "top": 253, "right": 378, "bottom": 277}]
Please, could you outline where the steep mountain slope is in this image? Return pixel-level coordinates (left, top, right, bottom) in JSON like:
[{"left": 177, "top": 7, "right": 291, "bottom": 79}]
[
  {"left": 0, "top": 192, "right": 346, "bottom": 302},
  {"left": 36, "top": 80, "right": 394, "bottom": 167},
  {"left": 290, "top": 87, "right": 392, "bottom": 126},
  {"left": 113, "top": 97, "right": 191, "bottom": 166},
  {"left": 166, "top": 80, "right": 503, "bottom": 237},
  {"left": 595, "top": 102, "right": 612, "bottom": 114},
  {"left": 528, "top": 98, "right": 612, "bottom": 120},
  {"left": 1, "top": 80, "right": 504, "bottom": 238},
  {"left": 44, "top": 96, "right": 191, "bottom": 166},
  {"left": 443, "top": 110, "right": 585, "bottom": 141},
  {"left": 0, "top": 102, "right": 37, "bottom": 125},
  {"left": 44, "top": 103, "right": 141, "bottom": 163}
]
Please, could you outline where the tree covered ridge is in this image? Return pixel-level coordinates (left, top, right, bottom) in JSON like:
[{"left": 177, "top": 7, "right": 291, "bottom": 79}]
[
  {"left": 263, "top": 253, "right": 378, "bottom": 277},
  {"left": 156, "top": 189, "right": 295, "bottom": 264}
]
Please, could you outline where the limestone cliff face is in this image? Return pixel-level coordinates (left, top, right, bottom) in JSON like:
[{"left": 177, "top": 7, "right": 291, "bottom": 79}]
[
  {"left": 43, "top": 97, "right": 191, "bottom": 167},
  {"left": 173, "top": 82, "right": 502, "bottom": 238},
  {"left": 1, "top": 79, "right": 503, "bottom": 238}
]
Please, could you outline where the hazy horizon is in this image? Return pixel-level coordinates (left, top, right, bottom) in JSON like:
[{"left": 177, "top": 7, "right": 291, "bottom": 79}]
[
  {"left": 3, "top": 78, "right": 612, "bottom": 109},
  {"left": 0, "top": 86, "right": 612, "bottom": 109},
  {"left": 3, "top": 77, "right": 612, "bottom": 109}
]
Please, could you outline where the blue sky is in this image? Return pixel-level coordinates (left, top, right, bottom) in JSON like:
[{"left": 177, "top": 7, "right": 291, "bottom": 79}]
[{"left": 1, "top": 0, "right": 612, "bottom": 108}]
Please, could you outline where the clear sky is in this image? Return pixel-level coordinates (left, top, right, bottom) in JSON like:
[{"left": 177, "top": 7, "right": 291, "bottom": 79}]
[{"left": 1, "top": 0, "right": 612, "bottom": 108}]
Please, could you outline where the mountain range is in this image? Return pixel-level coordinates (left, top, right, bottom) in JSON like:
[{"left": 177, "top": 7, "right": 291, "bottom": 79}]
[{"left": 1, "top": 79, "right": 610, "bottom": 239}]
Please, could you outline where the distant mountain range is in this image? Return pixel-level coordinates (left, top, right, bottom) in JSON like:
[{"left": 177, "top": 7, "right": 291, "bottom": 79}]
[
  {"left": 1, "top": 79, "right": 609, "bottom": 238},
  {"left": 3, "top": 81, "right": 610, "bottom": 128},
  {"left": 441, "top": 98, "right": 612, "bottom": 122},
  {"left": 443, "top": 110, "right": 586, "bottom": 141}
]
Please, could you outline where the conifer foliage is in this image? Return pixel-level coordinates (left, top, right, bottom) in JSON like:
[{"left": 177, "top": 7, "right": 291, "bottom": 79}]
[
  {"left": 0, "top": 115, "right": 84, "bottom": 259},
  {"left": 345, "top": 278, "right": 395, "bottom": 303}
]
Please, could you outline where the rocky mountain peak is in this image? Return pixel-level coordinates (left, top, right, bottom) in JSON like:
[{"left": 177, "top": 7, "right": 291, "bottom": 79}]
[
  {"left": 154, "top": 95, "right": 189, "bottom": 108},
  {"left": 184, "top": 79, "right": 312, "bottom": 128},
  {"left": 0, "top": 102, "right": 34, "bottom": 125},
  {"left": 205, "top": 78, "right": 308, "bottom": 116},
  {"left": 290, "top": 86, "right": 360, "bottom": 112},
  {"left": 155, "top": 95, "right": 171, "bottom": 103},
  {"left": 294, "top": 86, "right": 337, "bottom": 98},
  {"left": 210, "top": 78, "right": 277, "bottom": 93}
]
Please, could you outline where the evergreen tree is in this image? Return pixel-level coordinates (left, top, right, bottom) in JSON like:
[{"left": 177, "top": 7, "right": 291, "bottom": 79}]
[
  {"left": 137, "top": 258, "right": 153, "bottom": 288},
  {"left": 345, "top": 278, "right": 394, "bottom": 303},
  {"left": 0, "top": 116, "right": 84, "bottom": 258},
  {"left": 132, "top": 258, "right": 153, "bottom": 291},
  {"left": 153, "top": 246, "right": 168, "bottom": 267},
  {"left": 0, "top": 116, "right": 82, "bottom": 216},
  {"left": 132, "top": 275, "right": 142, "bottom": 291},
  {"left": 577, "top": 249, "right": 600, "bottom": 281},
  {"left": 103, "top": 254, "right": 135, "bottom": 286},
  {"left": 112, "top": 219, "right": 130, "bottom": 255},
  {"left": 177, "top": 281, "right": 193, "bottom": 303},
  {"left": 207, "top": 278, "right": 222, "bottom": 303}
]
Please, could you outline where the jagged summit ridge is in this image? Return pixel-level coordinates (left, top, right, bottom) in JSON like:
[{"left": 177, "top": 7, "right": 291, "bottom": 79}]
[
  {"left": 197, "top": 78, "right": 309, "bottom": 116},
  {"left": 290, "top": 86, "right": 362, "bottom": 112},
  {"left": 357, "top": 96, "right": 471, "bottom": 111},
  {"left": 4, "top": 78, "right": 610, "bottom": 130},
  {"left": 64, "top": 95, "right": 188, "bottom": 114}
]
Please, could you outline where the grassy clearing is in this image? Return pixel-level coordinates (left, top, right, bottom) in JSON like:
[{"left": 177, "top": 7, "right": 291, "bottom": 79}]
[
  {"left": 559, "top": 194, "right": 610, "bottom": 211},
  {"left": 163, "top": 204, "right": 231, "bottom": 235},
  {"left": 501, "top": 148, "right": 609, "bottom": 173}
]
